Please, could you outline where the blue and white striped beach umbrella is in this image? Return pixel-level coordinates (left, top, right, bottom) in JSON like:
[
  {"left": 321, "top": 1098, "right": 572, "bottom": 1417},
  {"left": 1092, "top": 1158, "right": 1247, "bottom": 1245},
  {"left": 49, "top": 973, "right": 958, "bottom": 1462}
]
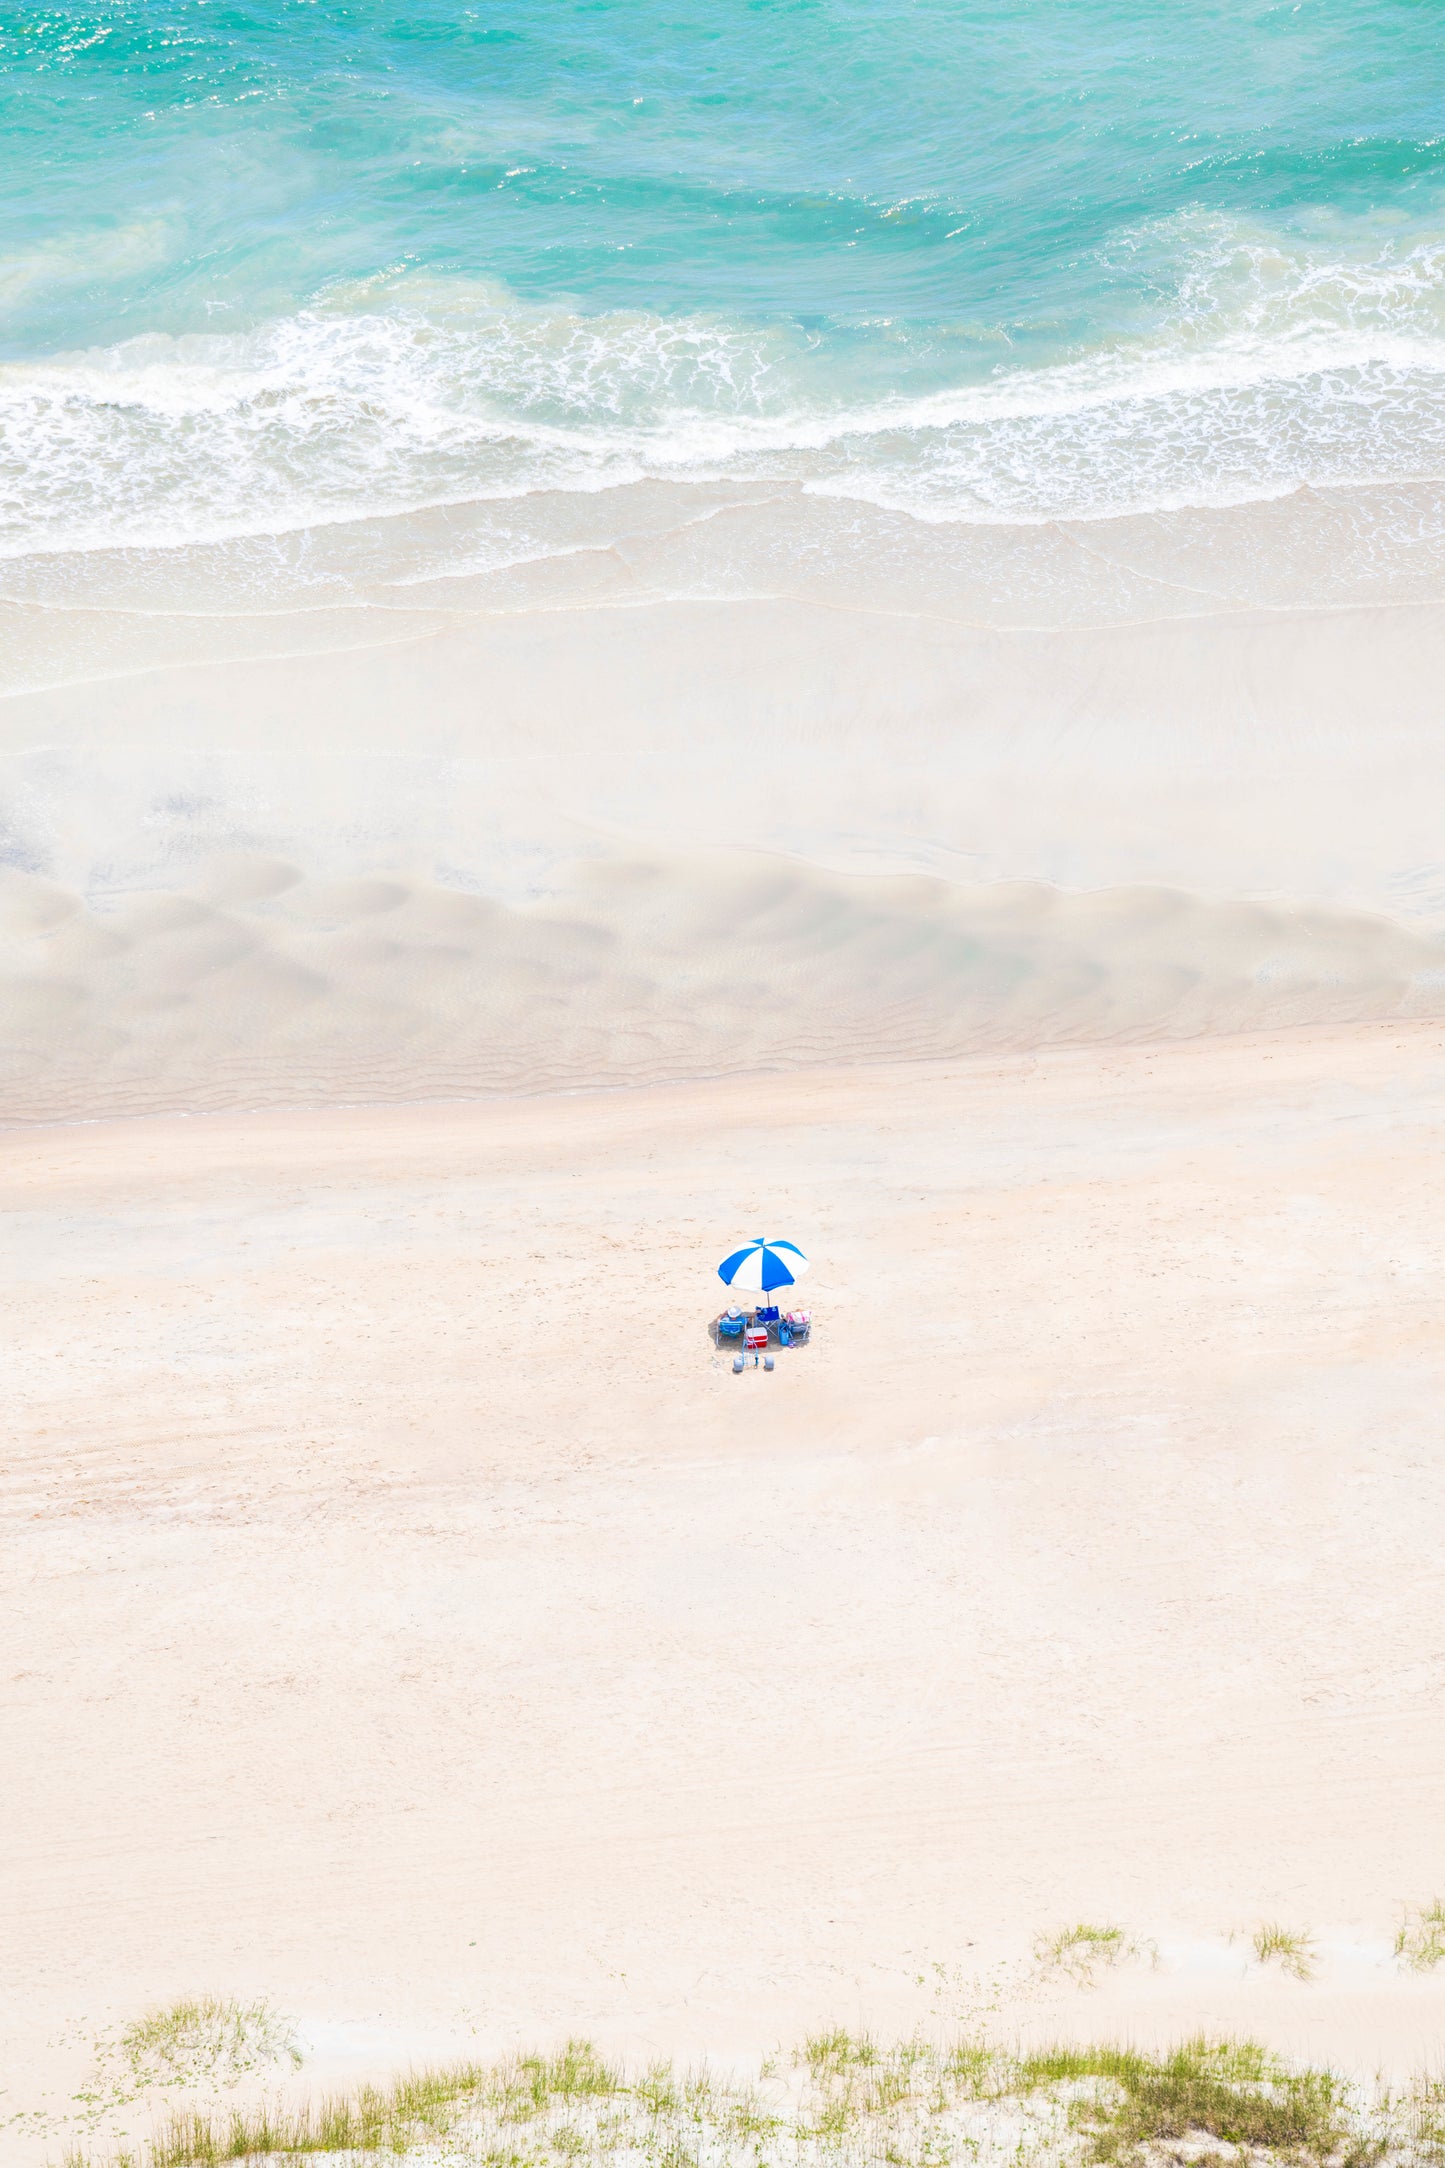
[{"left": 717, "top": 1237, "right": 810, "bottom": 1295}]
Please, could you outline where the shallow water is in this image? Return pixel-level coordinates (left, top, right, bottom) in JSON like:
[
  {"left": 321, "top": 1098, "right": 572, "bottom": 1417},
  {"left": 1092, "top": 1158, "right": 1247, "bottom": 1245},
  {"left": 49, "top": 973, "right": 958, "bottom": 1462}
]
[{"left": 6, "top": 0, "right": 1445, "bottom": 560}]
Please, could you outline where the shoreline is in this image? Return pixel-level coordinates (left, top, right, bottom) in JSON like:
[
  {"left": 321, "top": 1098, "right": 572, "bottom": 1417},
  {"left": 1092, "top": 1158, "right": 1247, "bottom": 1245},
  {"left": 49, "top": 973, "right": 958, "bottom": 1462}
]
[{"left": 11, "top": 469, "right": 1445, "bottom": 689}]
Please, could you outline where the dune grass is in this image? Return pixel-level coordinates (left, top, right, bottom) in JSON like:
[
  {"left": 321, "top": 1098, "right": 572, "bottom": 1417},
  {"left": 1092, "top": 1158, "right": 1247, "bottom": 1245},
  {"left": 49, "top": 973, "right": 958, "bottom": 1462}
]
[
  {"left": 58, "top": 2029, "right": 1418, "bottom": 2168},
  {"left": 120, "top": 2001, "right": 301, "bottom": 2088},
  {"left": 1251, "top": 1923, "right": 1318, "bottom": 1981},
  {"left": 1016, "top": 2038, "right": 1362, "bottom": 2163},
  {"left": 1034, "top": 1923, "right": 1140, "bottom": 1986},
  {"left": 146, "top": 2063, "right": 492, "bottom": 2164},
  {"left": 1395, "top": 1900, "right": 1445, "bottom": 1972}
]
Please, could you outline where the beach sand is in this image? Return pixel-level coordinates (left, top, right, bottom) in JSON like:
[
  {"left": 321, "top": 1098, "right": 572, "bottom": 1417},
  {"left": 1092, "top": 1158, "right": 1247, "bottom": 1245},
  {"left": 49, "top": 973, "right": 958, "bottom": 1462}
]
[
  {"left": 8, "top": 480, "right": 1445, "bottom": 2142},
  {"left": 7, "top": 1021, "right": 1445, "bottom": 2152},
  {"left": 12, "top": 0, "right": 1445, "bottom": 2143},
  {"left": 8, "top": 494, "right": 1445, "bottom": 1126}
]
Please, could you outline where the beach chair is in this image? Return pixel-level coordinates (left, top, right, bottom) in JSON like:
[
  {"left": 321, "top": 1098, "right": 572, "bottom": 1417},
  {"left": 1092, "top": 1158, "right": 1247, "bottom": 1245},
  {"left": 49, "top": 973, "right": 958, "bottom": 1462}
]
[
  {"left": 717, "top": 1308, "right": 745, "bottom": 1343},
  {"left": 779, "top": 1310, "right": 811, "bottom": 1346}
]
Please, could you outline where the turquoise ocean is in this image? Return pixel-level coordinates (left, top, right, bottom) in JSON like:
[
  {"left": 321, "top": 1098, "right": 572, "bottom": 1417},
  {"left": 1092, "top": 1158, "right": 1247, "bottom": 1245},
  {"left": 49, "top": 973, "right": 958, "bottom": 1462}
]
[{"left": 6, "top": 0, "right": 1445, "bottom": 568}]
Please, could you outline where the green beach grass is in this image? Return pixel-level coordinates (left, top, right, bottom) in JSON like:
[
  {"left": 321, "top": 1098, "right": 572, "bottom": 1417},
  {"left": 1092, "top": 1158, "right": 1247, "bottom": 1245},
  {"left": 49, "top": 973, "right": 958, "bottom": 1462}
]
[
  {"left": 1033, "top": 1925, "right": 1144, "bottom": 1987},
  {"left": 57, "top": 2027, "right": 1445, "bottom": 2168},
  {"left": 119, "top": 2001, "right": 302, "bottom": 2090},
  {"left": 1250, "top": 1926, "right": 1319, "bottom": 1983},
  {"left": 1395, "top": 1903, "right": 1445, "bottom": 1973}
]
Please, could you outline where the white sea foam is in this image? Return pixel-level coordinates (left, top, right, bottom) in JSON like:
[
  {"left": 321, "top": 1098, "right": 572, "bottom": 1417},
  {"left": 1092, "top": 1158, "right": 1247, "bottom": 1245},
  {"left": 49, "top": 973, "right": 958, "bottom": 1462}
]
[{"left": 5, "top": 215, "right": 1445, "bottom": 559}]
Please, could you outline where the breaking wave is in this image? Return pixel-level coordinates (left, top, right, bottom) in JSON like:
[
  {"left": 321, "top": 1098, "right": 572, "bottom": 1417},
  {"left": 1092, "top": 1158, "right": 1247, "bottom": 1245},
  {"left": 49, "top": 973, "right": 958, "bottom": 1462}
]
[{"left": 6, "top": 218, "right": 1445, "bottom": 560}]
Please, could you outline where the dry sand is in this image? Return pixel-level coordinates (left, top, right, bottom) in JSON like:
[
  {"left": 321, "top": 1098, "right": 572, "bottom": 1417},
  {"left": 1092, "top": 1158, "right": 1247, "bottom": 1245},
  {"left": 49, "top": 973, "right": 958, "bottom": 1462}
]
[{"left": 7, "top": 1022, "right": 1445, "bottom": 2154}]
